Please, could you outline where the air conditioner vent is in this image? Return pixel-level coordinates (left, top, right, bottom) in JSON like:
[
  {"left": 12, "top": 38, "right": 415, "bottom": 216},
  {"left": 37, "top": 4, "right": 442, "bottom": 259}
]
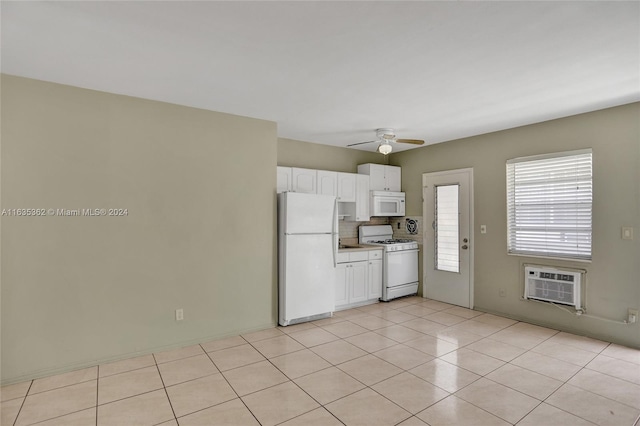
[{"left": 524, "top": 265, "right": 582, "bottom": 309}]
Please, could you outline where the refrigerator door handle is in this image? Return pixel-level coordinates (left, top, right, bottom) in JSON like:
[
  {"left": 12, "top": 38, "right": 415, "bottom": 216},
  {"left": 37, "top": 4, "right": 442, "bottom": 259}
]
[{"left": 332, "top": 198, "right": 338, "bottom": 268}]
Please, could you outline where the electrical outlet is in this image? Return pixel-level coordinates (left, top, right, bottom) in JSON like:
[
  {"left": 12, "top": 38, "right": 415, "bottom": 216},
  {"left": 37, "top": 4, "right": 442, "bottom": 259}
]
[
  {"left": 175, "top": 308, "right": 184, "bottom": 321},
  {"left": 628, "top": 308, "right": 638, "bottom": 324},
  {"left": 499, "top": 288, "right": 507, "bottom": 297}
]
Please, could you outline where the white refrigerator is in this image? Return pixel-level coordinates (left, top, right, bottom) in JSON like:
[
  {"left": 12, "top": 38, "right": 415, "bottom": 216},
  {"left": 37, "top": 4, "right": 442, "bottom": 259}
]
[{"left": 278, "top": 192, "right": 337, "bottom": 326}]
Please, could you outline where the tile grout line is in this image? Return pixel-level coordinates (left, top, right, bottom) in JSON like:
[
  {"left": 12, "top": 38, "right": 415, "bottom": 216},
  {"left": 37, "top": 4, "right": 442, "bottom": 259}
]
[
  {"left": 258, "top": 351, "right": 346, "bottom": 425},
  {"left": 541, "top": 380, "right": 602, "bottom": 425},
  {"left": 11, "top": 380, "right": 33, "bottom": 426},
  {"left": 95, "top": 365, "right": 99, "bottom": 426},
  {"left": 152, "top": 353, "right": 179, "bottom": 425},
  {"left": 211, "top": 302, "right": 633, "bottom": 421},
  {"left": 548, "top": 364, "right": 640, "bottom": 415},
  {"left": 7, "top": 298, "right": 638, "bottom": 426},
  {"left": 201, "top": 342, "right": 263, "bottom": 426},
  {"left": 448, "top": 325, "right": 630, "bottom": 426},
  {"left": 244, "top": 330, "right": 362, "bottom": 424}
]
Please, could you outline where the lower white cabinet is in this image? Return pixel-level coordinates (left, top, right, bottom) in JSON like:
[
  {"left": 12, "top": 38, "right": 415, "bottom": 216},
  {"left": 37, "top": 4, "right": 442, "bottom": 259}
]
[
  {"left": 368, "top": 259, "right": 383, "bottom": 300},
  {"left": 335, "top": 249, "right": 383, "bottom": 309},
  {"left": 348, "top": 261, "right": 368, "bottom": 304},
  {"left": 335, "top": 264, "right": 349, "bottom": 307}
]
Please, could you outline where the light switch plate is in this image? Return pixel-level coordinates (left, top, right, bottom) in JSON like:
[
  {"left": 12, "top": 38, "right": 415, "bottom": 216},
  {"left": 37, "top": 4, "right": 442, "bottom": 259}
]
[
  {"left": 480, "top": 225, "right": 487, "bottom": 234},
  {"left": 622, "top": 227, "right": 633, "bottom": 240}
]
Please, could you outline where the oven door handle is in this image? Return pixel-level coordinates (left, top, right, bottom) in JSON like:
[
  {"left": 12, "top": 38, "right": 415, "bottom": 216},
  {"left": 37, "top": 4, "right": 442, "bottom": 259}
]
[{"left": 386, "top": 249, "right": 419, "bottom": 256}]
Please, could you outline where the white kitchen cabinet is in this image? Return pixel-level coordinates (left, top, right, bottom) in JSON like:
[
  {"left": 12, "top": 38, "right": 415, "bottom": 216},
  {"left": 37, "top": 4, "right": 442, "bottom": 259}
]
[
  {"left": 337, "top": 173, "right": 356, "bottom": 202},
  {"left": 335, "top": 264, "right": 349, "bottom": 307},
  {"left": 277, "top": 166, "right": 293, "bottom": 193},
  {"left": 338, "top": 174, "right": 369, "bottom": 222},
  {"left": 368, "top": 258, "right": 383, "bottom": 300},
  {"left": 317, "top": 170, "right": 338, "bottom": 196},
  {"left": 349, "top": 261, "right": 368, "bottom": 304},
  {"left": 335, "top": 260, "right": 367, "bottom": 309},
  {"left": 354, "top": 174, "right": 370, "bottom": 221},
  {"left": 292, "top": 168, "right": 317, "bottom": 194},
  {"left": 358, "top": 163, "right": 401, "bottom": 192},
  {"left": 335, "top": 249, "right": 381, "bottom": 309}
]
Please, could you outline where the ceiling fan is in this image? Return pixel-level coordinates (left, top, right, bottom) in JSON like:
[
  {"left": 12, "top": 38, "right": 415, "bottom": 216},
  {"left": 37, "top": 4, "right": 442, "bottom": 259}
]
[{"left": 348, "top": 128, "right": 424, "bottom": 155}]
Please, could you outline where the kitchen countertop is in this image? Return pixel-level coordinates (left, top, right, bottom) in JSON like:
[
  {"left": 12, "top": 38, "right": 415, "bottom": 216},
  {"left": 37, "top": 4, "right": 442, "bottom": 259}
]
[{"left": 337, "top": 244, "right": 382, "bottom": 253}]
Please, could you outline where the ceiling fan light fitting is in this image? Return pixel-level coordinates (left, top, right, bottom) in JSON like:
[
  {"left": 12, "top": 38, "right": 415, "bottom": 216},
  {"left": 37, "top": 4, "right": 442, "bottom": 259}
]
[
  {"left": 377, "top": 142, "right": 392, "bottom": 155},
  {"left": 376, "top": 128, "right": 396, "bottom": 140}
]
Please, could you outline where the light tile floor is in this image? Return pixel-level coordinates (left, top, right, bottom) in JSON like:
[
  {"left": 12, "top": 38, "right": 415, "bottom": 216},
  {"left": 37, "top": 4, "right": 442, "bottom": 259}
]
[{"left": 3, "top": 296, "right": 640, "bottom": 426}]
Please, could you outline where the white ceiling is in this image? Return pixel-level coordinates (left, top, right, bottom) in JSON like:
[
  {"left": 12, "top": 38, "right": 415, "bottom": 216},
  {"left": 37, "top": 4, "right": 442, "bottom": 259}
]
[{"left": 2, "top": 1, "right": 639, "bottom": 153}]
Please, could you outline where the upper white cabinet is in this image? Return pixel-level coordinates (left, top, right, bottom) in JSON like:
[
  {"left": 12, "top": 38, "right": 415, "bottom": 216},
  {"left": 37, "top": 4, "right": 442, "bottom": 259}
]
[
  {"left": 277, "top": 168, "right": 369, "bottom": 221},
  {"left": 277, "top": 167, "right": 293, "bottom": 194},
  {"left": 337, "top": 173, "right": 356, "bottom": 202},
  {"left": 358, "top": 164, "right": 401, "bottom": 192},
  {"left": 292, "top": 168, "right": 317, "bottom": 194},
  {"left": 354, "top": 175, "right": 370, "bottom": 222},
  {"left": 317, "top": 170, "right": 338, "bottom": 196}
]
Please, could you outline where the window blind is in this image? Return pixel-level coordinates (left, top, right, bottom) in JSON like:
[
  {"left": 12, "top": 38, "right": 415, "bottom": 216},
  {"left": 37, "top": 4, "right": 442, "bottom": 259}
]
[
  {"left": 506, "top": 149, "right": 592, "bottom": 261},
  {"left": 435, "top": 184, "right": 460, "bottom": 273}
]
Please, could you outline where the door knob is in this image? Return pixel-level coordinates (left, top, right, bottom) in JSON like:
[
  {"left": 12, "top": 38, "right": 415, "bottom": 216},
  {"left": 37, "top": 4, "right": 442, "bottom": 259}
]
[{"left": 461, "top": 245, "right": 468, "bottom": 250}]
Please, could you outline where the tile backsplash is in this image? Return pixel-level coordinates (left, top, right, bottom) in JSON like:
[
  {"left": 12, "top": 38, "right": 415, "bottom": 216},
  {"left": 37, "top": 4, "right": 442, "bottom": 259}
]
[
  {"left": 339, "top": 215, "right": 424, "bottom": 246},
  {"left": 389, "top": 216, "right": 424, "bottom": 245},
  {"left": 338, "top": 216, "right": 389, "bottom": 239}
]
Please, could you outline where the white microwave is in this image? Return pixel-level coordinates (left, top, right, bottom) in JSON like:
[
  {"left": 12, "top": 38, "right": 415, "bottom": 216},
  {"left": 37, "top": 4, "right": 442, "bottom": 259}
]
[{"left": 370, "top": 191, "right": 405, "bottom": 217}]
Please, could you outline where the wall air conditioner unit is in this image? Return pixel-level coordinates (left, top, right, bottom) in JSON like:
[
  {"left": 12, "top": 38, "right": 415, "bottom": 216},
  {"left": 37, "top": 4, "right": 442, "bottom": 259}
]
[{"left": 524, "top": 265, "right": 583, "bottom": 310}]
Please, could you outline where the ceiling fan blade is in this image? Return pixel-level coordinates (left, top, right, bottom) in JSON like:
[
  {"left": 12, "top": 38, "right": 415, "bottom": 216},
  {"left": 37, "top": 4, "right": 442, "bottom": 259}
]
[
  {"left": 347, "top": 140, "right": 377, "bottom": 147},
  {"left": 396, "top": 139, "right": 425, "bottom": 145}
]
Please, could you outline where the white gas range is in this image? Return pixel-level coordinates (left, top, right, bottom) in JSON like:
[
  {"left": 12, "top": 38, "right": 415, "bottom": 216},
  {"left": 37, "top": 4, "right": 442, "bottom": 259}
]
[{"left": 359, "top": 225, "right": 419, "bottom": 301}]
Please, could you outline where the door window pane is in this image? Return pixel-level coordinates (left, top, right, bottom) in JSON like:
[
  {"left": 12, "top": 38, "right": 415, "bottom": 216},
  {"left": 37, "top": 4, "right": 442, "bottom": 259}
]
[{"left": 436, "top": 185, "right": 459, "bottom": 273}]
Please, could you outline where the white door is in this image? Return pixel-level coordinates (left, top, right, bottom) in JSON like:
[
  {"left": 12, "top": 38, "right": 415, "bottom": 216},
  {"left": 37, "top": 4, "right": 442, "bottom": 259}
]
[{"left": 423, "top": 169, "right": 474, "bottom": 308}]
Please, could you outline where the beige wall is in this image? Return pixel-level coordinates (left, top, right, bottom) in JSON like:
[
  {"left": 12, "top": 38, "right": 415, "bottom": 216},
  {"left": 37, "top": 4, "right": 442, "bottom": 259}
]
[
  {"left": 1, "top": 75, "right": 278, "bottom": 383},
  {"left": 278, "top": 137, "right": 384, "bottom": 173},
  {"left": 391, "top": 103, "right": 640, "bottom": 348},
  {"left": 2, "top": 76, "right": 637, "bottom": 385}
]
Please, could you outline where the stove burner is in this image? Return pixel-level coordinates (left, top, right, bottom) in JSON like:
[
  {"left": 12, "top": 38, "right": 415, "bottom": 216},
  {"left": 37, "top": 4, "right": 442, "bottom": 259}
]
[{"left": 371, "top": 239, "right": 415, "bottom": 244}]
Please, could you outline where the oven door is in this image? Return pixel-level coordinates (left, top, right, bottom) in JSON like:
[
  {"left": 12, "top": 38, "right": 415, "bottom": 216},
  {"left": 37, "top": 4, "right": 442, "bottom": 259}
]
[{"left": 385, "top": 249, "right": 419, "bottom": 287}]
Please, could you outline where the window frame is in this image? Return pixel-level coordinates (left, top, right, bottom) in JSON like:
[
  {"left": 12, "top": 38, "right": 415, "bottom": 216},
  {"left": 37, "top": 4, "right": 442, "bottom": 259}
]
[{"left": 506, "top": 149, "right": 593, "bottom": 262}]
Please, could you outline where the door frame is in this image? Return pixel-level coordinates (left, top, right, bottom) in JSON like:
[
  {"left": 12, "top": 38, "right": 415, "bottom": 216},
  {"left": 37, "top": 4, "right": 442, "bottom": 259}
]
[{"left": 422, "top": 168, "right": 475, "bottom": 308}]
